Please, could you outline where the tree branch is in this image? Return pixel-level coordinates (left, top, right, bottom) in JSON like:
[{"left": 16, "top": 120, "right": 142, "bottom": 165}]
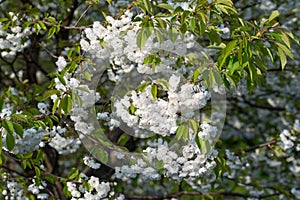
[
  {"left": 125, "top": 190, "right": 280, "bottom": 199},
  {"left": 244, "top": 139, "right": 278, "bottom": 152}
]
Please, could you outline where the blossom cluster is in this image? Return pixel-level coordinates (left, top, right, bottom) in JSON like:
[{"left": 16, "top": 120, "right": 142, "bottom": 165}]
[
  {"left": 114, "top": 74, "right": 210, "bottom": 137},
  {"left": 70, "top": 7, "right": 226, "bottom": 183},
  {"left": 0, "top": 13, "right": 31, "bottom": 58},
  {"left": 2, "top": 127, "right": 45, "bottom": 154},
  {"left": 66, "top": 175, "right": 124, "bottom": 200}
]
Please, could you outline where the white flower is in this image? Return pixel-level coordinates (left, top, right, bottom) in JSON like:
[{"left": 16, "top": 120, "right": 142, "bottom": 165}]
[
  {"left": 55, "top": 56, "right": 67, "bottom": 71},
  {"left": 280, "top": 129, "right": 294, "bottom": 150},
  {"left": 37, "top": 193, "right": 49, "bottom": 199},
  {"left": 80, "top": 39, "right": 90, "bottom": 51},
  {"left": 95, "top": 182, "right": 110, "bottom": 197},
  {"left": 37, "top": 102, "right": 49, "bottom": 114},
  {"left": 169, "top": 74, "right": 180, "bottom": 91},
  {"left": 83, "top": 156, "right": 101, "bottom": 169},
  {"left": 293, "top": 120, "right": 300, "bottom": 132},
  {"left": 88, "top": 176, "right": 99, "bottom": 188}
]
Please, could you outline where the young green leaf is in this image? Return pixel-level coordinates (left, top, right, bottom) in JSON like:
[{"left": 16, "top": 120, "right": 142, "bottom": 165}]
[
  {"left": 52, "top": 98, "right": 60, "bottom": 115},
  {"left": 189, "top": 119, "right": 198, "bottom": 133},
  {"left": 137, "top": 81, "right": 150, "bottom": 92},
  {"left": 176, "top": 124, "right": 189, "bottom": 141},
  {"left": 151, "top": 84, "right": 158, "bottom": 100},
  {"left": 41, "top": 89, "right": 60, "bottom": 101},
  {"left": 195, "top": 135, "right": 210, "bottom": 154},
  {"left": 6, "top": 132, "right": 15, "bottom": 151},
  {"left": 0, "top": 18, "right": 8, "bottom": 23},
  {"left": 143, "top": 0, "right": 154, "bottom": 15},
  {"left": 48, "top": 26, "right": 57, "bottom": 38},
  {"left": 38, "top": 21, "right": 47, "bottom": 30},
  {"left": 62, "top": 95, "right": 72, "bottom": 115},
  {"left": 137, "top": 28, "right": 152, "bottom": 49},
  {"left": 68, "top": 168, "right": 79, "bottom": 179},
  {"left": 0, "top": 97, "right": 4, "bottom": 112},
  {"left": 218, "top": 40, "right": 237, "bottom": 68},
  {"left": 13, "top": 123, "right": 23, "bottom": 138},
  {"left": 2, "top": 120, "right": 14, "bottom": 135},
  {"left": 91, "top": 147, "right": 108, "bottom": 164},
  {"left": 277, "top": 48, "right": 287, "bottom": 70},
  {"left": 268, "top": 10, "right": 280, "bottom": 22},
  {"left": 157, "top": 3, "right": 174, "bottom": 11},
  {"left": 189, "top": 18, "right": 196, "bottom": 32}
]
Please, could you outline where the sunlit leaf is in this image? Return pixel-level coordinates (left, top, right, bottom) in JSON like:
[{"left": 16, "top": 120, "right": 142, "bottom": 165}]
[
  {"left": 268, "top": 10, "right": 280, "bottom": 22},
  {"left": 13, "top": 123, "right": 23, "bottom": 138},
  {"left": 176, "top": 124, "right": 189, "bottom": 141},
  {"left": 151, "top": 84, "right": 158, "bottom": 100},
  {"left": 157, "top": 3, "right": 174, "bottom": 11}
]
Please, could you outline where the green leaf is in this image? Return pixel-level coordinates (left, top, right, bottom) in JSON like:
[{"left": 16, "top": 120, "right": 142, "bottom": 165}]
[
  {"left": 218, "top": 40, "right": 237, "bottom": 69},
  {"left": 62, "top": 95, "right": 72, "bottom": 115},
  {"left": 277, "top": 48, "right": 287, "bottom": 70},
  {"left": 45, "top": 174, "right": 56, "bottom": 184},
  {"left": 117, "top": 134, "right": 129, "bottom": 146},
  {"left": 46, "top": 16, "right": 56, "bottom": 24},
  {"left": 0, "top": 97, "right": 4, "bottom": 112},
  {"left": 38, "top": 20, "right": 47, "bottom": 30},
  {"left": 168, "top": 28, "right": 178, "bottom": 42},
  {"left": 24, "top": 21, "right": 32, "bottom": 29},
  {"left": 76, "top": 86, "right": 90, "bottom": 93},
  {"left": 48, "top": 26, "right": 56, "bottom": 38},
  {"left": 128, "top": 104, "right": 137, "bottom": 115},
  {"left": 176, "top": 124, "right": 189, "bottom": 141},
  {"left": 137, "top": 81, "right": 150, "bottom": 92},
  {"left": 91, "top": 147, "right": 108, "bottom": 164},
  {"left": 277, "top": 42, "right": 294, "bottom": 59},
  {"left": 157, "top": 79, "right": 170, "bottom": 90},
  {"left": 157, "top": 3, "right": 174, "bottom": 11},
  {"left": 189, "top": 18, "right": 196, "bottom": 32},
  {"left": 68, "top": 168, "right": 79, "bottom": 179},
  {"left": 144, "top": 54, "right": 155, "bottom": 64},
  {"left": 143, "top": 0, "right": 154, "bottom": 14},
  {"left": 11, "top": 114, "right": 28, "bottom": 123},
  {"left": 137, "top": 28, "right": 152, "bottom": 49},
  {"left": 151, "top": 84, "right": 158, "bottom": 100},
  {"left": 41, "top": 89, "right": 60, "bottom": 101},
  {"left": 195, "top": 135, "right": 210, "bottom": 154},
  {"left": 0, "top": 18, "right": 8, "bottom": 22},
  {"left": 193, "top": 67, "right": 202, "bottom": 83},
  {"left": 35, "top": 166, "right": 41, "bottom": 178},
  {"left": 268, "top": 10, "right": 280, "bottom": 22},
  {"left": 202, "top": 69, "right": 215, "bottom": 88},
  {"left": 63, "top": 183, "right": 71, "bottom": 198},
  {"left": 84, "top": 72, "right": 92, "bottom": 81},
  {"left": 2, "top": 120, "right": 14, "bottom": 135},
  {"left": 212, "top": 69, "right": 223, "bottom": 86},
  {"left": 189, "top": 119, "right": 198, "bottom": 133},
  {"left": 6, "top": 132, "right": 15, "bottom": 151},
  {"left": 34, "top": 23, "right": 41, "bottom": 34},
  {"left": 280, "top": 32, "right": 291, "bottom": 48},
  {"left": 36, "top": 120, "right": 46, "bottom": 129},
  {"left": 52, "top": 98, "right": 60, "bottom": 115},
  {"left": 13, "top": 123, "right": 23, "bottom": 138},
  {"left": 155, "top": 29, "right": 164, "bottom": 43},
  {"left": 57, "top": 75, "right": 66, "bottom": 86},
  {"left": 0, "top": 134, "right": 2, "bottom": 165},
  {"left": 156, "top": 160, "right": 164, "bottom": 170}
]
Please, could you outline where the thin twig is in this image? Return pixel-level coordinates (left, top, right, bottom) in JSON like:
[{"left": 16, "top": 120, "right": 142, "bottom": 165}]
[
  {"left": 244, "top": 139, "right": 278, "bottom": 152},
  {"left": 39, "top": 43, "right": 58, "bottom": 59},
  {"left": 74, "top": 3, "right": 94, "bottom": 27}
]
